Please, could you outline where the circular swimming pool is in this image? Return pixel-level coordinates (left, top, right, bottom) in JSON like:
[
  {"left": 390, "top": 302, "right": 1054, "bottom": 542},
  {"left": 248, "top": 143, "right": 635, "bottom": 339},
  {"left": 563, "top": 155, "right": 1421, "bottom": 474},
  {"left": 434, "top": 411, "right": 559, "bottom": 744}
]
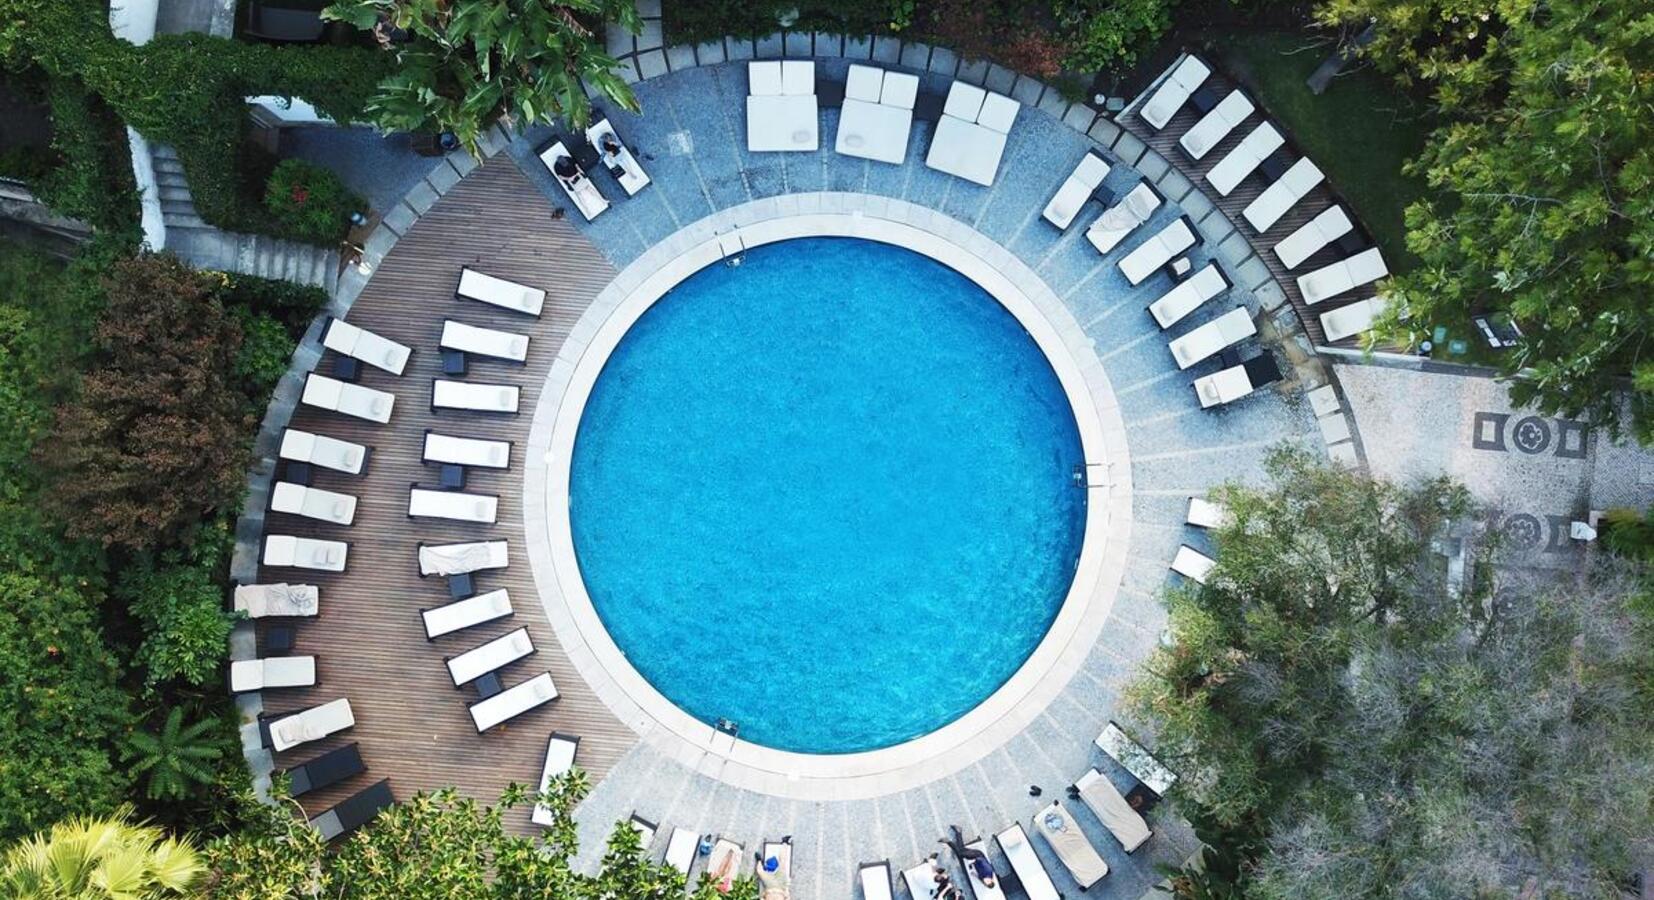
[{"left": 568, "top": 237, "right": 1086, "bottom": 754}]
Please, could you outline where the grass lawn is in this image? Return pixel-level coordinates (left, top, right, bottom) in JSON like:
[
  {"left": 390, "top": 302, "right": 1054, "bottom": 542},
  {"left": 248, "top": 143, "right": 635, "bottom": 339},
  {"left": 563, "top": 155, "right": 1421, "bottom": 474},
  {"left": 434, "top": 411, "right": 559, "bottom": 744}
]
[{"left": 1213, "top": 31, "right": 1431, "bottom": 272}]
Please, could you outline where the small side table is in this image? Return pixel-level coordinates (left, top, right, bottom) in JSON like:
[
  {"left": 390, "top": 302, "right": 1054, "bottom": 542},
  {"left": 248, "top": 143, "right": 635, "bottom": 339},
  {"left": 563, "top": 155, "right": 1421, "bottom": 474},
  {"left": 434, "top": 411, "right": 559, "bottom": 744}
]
[
  {"left": 440, "top": 348, "right": 468, "bottom": 376},
  {"left": 1334, "top": 231, "right": 1367, "bottom": 257},
  {"left": 1258, "top": 153, "right": 1291, "bottom": 184},
  {"left": 448, "top": 571, "right": 476, "bottom": 601},
  {"left": 332, "top": 356, "right": 362, "bottom": 382},
  {"left": 1165, "top": 256, "right": 1193, "bottom": 280},
  {"left": 1189, "top": 84, "right": 1222, "bottom": 115},
  {"left": 265, "top": 623, "right": 296, "bottom": 655},
  {"left": 438, "top": 464, "right": 467, "bottom": 490},
  {"left": 283, "top": 461, "right": 313, "bottom": 487},
  {"left": 474, "top": 672, "right": 503, "bottom": 700}
]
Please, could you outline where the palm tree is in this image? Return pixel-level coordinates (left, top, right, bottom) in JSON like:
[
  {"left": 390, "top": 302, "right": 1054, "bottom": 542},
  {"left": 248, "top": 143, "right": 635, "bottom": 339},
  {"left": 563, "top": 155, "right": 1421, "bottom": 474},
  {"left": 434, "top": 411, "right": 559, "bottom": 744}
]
[
  {"left": 1, "top": 807, "right": 203, "bottom": 898},
  {"left": 122, "top": 707, "right": 223, "bottom": 801}
]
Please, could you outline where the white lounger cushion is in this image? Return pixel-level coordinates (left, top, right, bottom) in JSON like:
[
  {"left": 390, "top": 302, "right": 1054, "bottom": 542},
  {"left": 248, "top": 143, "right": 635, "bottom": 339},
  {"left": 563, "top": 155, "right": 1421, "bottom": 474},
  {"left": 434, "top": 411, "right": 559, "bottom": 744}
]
[
  {"left": 423, "top": 589, "right": 512, "bottom": 639},
  {"left": 1043, "top": 152, "right": 1110, "bottom": 229},
  {"left": 446, "top": 627, "right": 533, "bottom": 685},
  {"left": 423, "top": 432, "right": 510, "bottom": 469},
  {"left": 901, "top": 861, "right": 937, "bottom": 898},
  {"left": 538, "top": 140, "right": 609, "bottom": 221},
  {"left": 665, "top": 827, "right": 698, "bottom": 874},
  {"left": 1172, "top": 544, "right": 1216, "bottom": 583},
  {"left": 263, "top": 535, "right": 347, "bottom": 572},
  {"left": 1298, "top": 247, "right": 1388, "bottom": 305},
  {"left": 1274, "top": 205, "right": 1354, "bottom": 270},
  {"left": 408, "top": 488, "right": 498, "bottom": 524},
  {"left": 1032, "top": 801, "right": 1109, "bottom": 888},
  {"left": 1140, "top": 55, "right": 1210, "bottom": 130},
  {"left": 1149, "top": 264, "right": 1228, "bottom": 328},
  {"left": 1204, "top": 122, "right": 1285, "bottom": 196},
  {"left": 302, "top": 374, "right": 394, "bottom": 424},
  {"left": 469, "top": 672, "right": 557, "bottom": 732},
  {"left": 1243, "top": 157, "right": 1325, "bottom": 232},
  {"left": 419, "top": 540, "right": 508, "bottom": 577},
  {"left": 1087, "top": 182, "right": 1163, "bottom": 254},
  {"left": 441, "top": 320, "right": 528, "bottom": 362},
  {"left": 925, "top": 81, "right": 1019, "bottom": 186},
  {"left": 322, "top": 319, "right": 411, "bottom": 375},
  {"left": 1321, "top": 297, "right": 1388, "bottom": 342},
  {"left": 1179, "top": 89, "right": 1254, "bottom": 160},
  {"left": 586, "top": 119, "right": 650, "bottom": 195},
  {"left": 996, "top": 823, "right": 1061, "bottom": 900},
  {"left": 531, "top": 733, "right": 580, "bottom": 826},
  {"left": 279, "top": 429, "right": 367, "bottom": 475},
  {"left": 1169, "top": 307, "right": 1257, "bottom": 369},
  {"left": 233, "top": 583, "right": 318, "bottom": 618},
  {"left": 433, "top": 380, "right": 519, "bottom": 413},
  {"left": 1187, "top": 497, "right": 1228, "bottom": 528},
  {"left": 835, "top": 64, "right": 916, "bottom": 164},
  {"left": 1194, "top": 363, "right": 1256, "bottom": 408},
  {"left": 1119, "top": 218, "right": 1197, "bottom": 285},
  {"left": 458, "top": 268, "right": 545, "bottom": 317},
  {"left": 231, "top": 656, "right": 316, "bottom": 692},
  {"left": 269, "top": 698, "right": 354, "bottom": 753},
  {"left": 1076, "top": 769, "right": 1153, "bottom": 853},
  {"left": 748, "top": 61, "right": 819, "bottom": 152},
  {"left": 270, "top": 482, "right": 357, "bottom": 525}
]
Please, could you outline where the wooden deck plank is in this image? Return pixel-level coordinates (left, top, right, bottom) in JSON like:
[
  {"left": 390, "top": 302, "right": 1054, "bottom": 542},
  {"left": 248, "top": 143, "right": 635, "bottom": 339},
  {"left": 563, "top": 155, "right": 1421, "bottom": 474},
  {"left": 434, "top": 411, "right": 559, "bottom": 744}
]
[{"left": 253, "top": 160, "right": 636, "bottom": 832}]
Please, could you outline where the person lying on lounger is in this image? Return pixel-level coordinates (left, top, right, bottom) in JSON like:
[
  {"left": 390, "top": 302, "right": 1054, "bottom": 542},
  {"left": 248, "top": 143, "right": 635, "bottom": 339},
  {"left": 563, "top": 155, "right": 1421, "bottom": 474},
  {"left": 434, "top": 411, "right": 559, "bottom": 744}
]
[
  {"left": 756, "top": 853, "right": 789, "bottom": 900},
  {"left": 599, "top": 134, "right": 626, "bottom": 179},
  {"left": 551, "top": 155, "right": 580, "bottom": 183},
  {"left": 939, "top": 825, "right": 999, "bottom": 888}
]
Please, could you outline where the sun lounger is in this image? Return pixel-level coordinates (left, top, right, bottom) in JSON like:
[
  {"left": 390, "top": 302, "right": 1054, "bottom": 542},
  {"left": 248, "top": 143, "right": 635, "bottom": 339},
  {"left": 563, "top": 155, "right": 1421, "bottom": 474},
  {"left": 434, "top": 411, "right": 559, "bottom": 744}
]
[
  {"left": 418, "top": 540, "right": 508, "bottom": 577},
  {"left": 1119, "top": 217, "right": 1197, "bottom": 286},
  {"left": 1193, "top": 354, "right": 1282, "bottom": 408},
  {"left": 423, "top": 431, "right": 511, "bottom": 469},
  {"left": 961, "top": 839, "right": 1006, "bottom": 900},
  {"left": 269, "top": 481, "right": 357, "bottom": 525},
  {"left": 835, "top": 64, "right": 918, "bottom": 164},
  {"left": 1298, "top": 247, "right": 1387, "bottom": 305},
  {"left": 1168, "top": 307, "right": 1256, "bottom": 369},
  {"left": 530, "top": 731, "right": 580, "bottom": 826},
  {"left": 1204, "top": 122, "right": 1284, "bottom": 196},
  {"left": 268, "top": 698, "right": 354, "bottom": 752},
  {"left": 407, "top": 487, "right": 498, "bottom": 524},
  {"left": 431, "top": 379, "right": 519, "bottom": 414},
  {"left": 538, "top": 140, "right": 610, "bottom": 221},
  {"left": 748, "top": 60, "right": 819, "bottom": 152},
  {"left": 279, "top": 428, "right": 368, "bottom": 475},
  {"left": 902, "top": 860, "right": 941, "bottom": 898},
  {"left": 1075, "top": 768, "right": 1152, "bottom": 853},
  {"left": 1043, "top": 152, "right": 1110, "bottom": 230},
  {"left": 859, "top": 860, "right": 893, "bottom": 900},
  {"left": 302, "top": 373, "right": 394, "bottom": 424},
  {"left": 283, "top": 742, "right": 364, "bottom": 798},
  {"left": 926, "top": 81, "right": 1019, "bottom": 186},
  {"left": 703, "top": 837, "right": 745, "bottom": 893},
  {"left": 445, "top": 627, "right": 533, "bottom": 686},
  {"left": 230, "top": 656, "right": 316, "bottom": 693},
  {"left": 422, "top": 589, "right": 512, "bottom": 639},
  {"left": 439, "top": 320, "right": 529, "bottom": 364},
  {"left": 1139, "top": 54, "right": 1210, "bottom": 130},
  {"left": 457, "top": 267, "right": 544, "bottom": 317},
  {"left": 1178, "top": 88, "right": 1253, "bottom": 160},
  {"left": 1273, "top": 205, "right": 1354, "bottom": 270},
  {"left": 468, "top": 671, "right": 556, "bottom": 732},
  {"left": 1032, "top": 801, "right": 1109, "bottom": 889},
  {"left": 1186, "top": 497, "right": 1227, "bottom": 528},
  {"left": 665, "top": 827, "right": 699, "bottom": 875},
  {"left": 994, "top": 823, "right": 1060, "bottom": 900},
  {"left": 1096, "top": 721, "right": 1179, "bottom": 799},
  {"left": 234, "top": 583, "right": 318, "bottom": 618},
  {"left": 1243, "top": 157, "right": 1325, "bottom": 232},
  {"left": 1171, "top": 544, "right": 1215, "bottom": 583},
  {"left": 1320, "top": 296, "right": 1388, "bottom": 342},
  {"left": 1148, "top": 263, "right": 1229, "bottom": 329},
  {"left": 758, "top": 839, "right": 792, "bottom": 900},
  {"left": 263, "top": 534, "right": 347, "bottom": 572},
  {"left": 630, "top": 814, "right": 659, "bottom": 851},
  {"left": 586, "top": 117, "right": 651, "bottom": 195},
  {"left": 1086, "top": 182, "right": 1163, "bottom": 254},
  {"left": 309, "top": 779, "right": 393, "bottom": 841},
  {"left": 321, "top": 317, "right": 411, "bottom": 375}
]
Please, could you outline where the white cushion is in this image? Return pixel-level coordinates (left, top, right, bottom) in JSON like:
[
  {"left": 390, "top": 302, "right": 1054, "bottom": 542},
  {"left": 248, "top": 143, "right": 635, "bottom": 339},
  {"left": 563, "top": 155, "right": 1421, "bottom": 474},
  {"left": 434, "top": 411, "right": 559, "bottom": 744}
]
[
  {"left": 1140, "top": 55, "right": 1210, "bottom": 130},
  {"left": 977, "top": 92, "right": 1020, "bottom": 133},
  {"left": 747, "top": 95, "right": 819, "bottom": 151},
  {"left": 835, "top": 98, "right": 912, "bottom": 164},
  {"left": 780, "top": 60, "right": 814, "bottom": 95},
  {"left": 845, "top": 64, "right": 883, "bottom": 102},
  {"left": 943, "top": 81, "right": 986, "bottom": 120},
  {"left": 1179, "top": 89, "right": 1254, "bottom": 160},
  {"left": 748, "top": 60, "right": 782, "bottom": 96},
  {"left": 925, "top": 116, "right": 1008, "bottom": 186},
  {"left": 1320, "top": 297, "right": 1386, "bottom": 342},
  {"left": 1274, "top": 205, "right": 1353, "bottom": 270},
  {"left": 880, "top": 71, "right": 919, "bottom": 109}
]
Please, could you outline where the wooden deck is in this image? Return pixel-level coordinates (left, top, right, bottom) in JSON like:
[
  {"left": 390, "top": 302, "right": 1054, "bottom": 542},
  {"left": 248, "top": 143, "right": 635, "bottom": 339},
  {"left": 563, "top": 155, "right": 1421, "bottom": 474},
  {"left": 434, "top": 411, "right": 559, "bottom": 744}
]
[
  {"left": 1121, "top": 64, "right": 1383, "bottom": 347},
  {"left": 253, "top": 160, "right": 635, "bottom": 831}
]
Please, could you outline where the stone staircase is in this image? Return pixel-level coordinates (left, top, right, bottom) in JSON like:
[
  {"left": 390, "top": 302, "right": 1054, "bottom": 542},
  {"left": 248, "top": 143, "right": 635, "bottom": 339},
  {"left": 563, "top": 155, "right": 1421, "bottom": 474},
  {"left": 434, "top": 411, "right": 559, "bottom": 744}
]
[{"left": 151, "top": 144, "right": 340, "bottom": 292}]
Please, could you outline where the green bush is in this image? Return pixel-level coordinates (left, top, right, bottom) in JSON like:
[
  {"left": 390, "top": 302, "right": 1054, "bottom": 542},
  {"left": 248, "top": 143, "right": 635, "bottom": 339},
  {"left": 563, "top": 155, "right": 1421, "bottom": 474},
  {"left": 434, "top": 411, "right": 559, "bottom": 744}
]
[
  {"left": 216, "top": 272, "right": 328, "bottom": 332},
  {"left": 32, "top": 77, "right": 140, "bottom": 238},
  {"left": 117, "top": 525, "right": 237, "bottom": 692},
  {"left": 229, "top": 307, "right": 297, "bottom": 404},
  {"left": 1051, "top": 0, "right": 1174, "bottom": 71},
  {"left": 263, "top": 158, "right": 360, "bottom": 245}
]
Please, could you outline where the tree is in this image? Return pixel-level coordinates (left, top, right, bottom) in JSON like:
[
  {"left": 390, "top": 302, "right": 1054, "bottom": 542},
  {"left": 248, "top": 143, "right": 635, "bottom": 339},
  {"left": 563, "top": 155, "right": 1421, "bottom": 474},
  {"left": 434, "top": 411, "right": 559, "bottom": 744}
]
[
  {"left": 1, "top": 807, "right": 203, "bottom": 899},
  {"left": 117, "top": 521, "right": 237, "bottom": 691},
  {"left": 1130, "top": 448, "right": 1654, "bottom": 897},
  {"left": 122, "top": 707, "right": 225, "bottom": 803},
  {"left": 1319, "top": 0, "right": 1654, "bottom": 441},
  {"left": 36, "top": 255, "right": 252, "bottom": 550},
  {"left": 323, "top": 0, "right": 643, "bottom": 155}
]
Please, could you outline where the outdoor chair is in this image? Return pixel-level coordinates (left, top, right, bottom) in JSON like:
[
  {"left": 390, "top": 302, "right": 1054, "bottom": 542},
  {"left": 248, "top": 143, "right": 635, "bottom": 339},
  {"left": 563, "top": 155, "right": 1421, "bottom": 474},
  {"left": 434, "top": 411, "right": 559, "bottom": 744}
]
[
  {"left": 1243, "top": 157, "right": 1325, "bottom": 232},
  {"left": 444, "top": 627, "right": 533, "bottom": 687},
  {"left": 1298, "top": 247, "right": 1388, "bottom": 305},
  {"left": 456, "top": 267, "right": 545, "bottom": 317},
  {"left": 1074, "top": 768, "right": 1152, "bottom": 853},
  {"left": 529, "top": 733, "right": 581, "bottom": 826},
  {"left": 229, "top": 656, "right": 316, "bottom": 693},
  {"left": 994, "top": 823, "right": 1061, "bottom": 900},
  {"left": 1204, "top": 121, "right": 1284, "bottom": 196},
  {"left": 585, "top": 117, "right": 651, "bottom": 195},
  {"left": 407, "top": 486, "right": 498, "bottom": 523},
  {"left": 1273, "top": 205, "right": 1354, "bottom": 270},
  {"left": 440, "top": 320, "right": 529, "bottom": 363},
  {"left": 1031, "top": 800, "right": 1109, "bottom": 889},
  {"left": 1179, "top": 88, "right": 1254, "bottom": 160},
  {"left": 468, "top": 671, "right": 556, "bottom": 732},
  {"left": 301, "top": 373, "right": 394, "bottom": 424},
  {"left": 1139, "top": 54, "right": 1210, "bottom": 130},
  {"left": 283, "top": 742, "right": 364, "bottom": 798},
  {"left": 1118, "top": 217, "right": 1197, "bottom": 285},
  {"left": 1087, "top": 182, "right": 1163, "bottom": 254},
  {"left": 418, "top": 540, "right": 508, "bottom": 577},
  {"left": 309, "top": 779, "right": 393, "bottom": 841},
  {"left": 537, "top": 139, "right": 610, "bottom": 221},
  {"left": 269, "top": 481, "right": 357, "bottom": 525},
  {"left": 834, "top": 63, "right": 918, "bottom": 164},
  {"left": 1148, "top": 263, "right": 1230, "bottom": 329},
  {"left": 1168, "top": 307, "right": 1257, "bottom": 369},
  {"left": 262, "top": 534, "right": 347, "bottom": 572},
  {"left": 431, "top": 379, "right": 520, "bottom": 414},
  {"left": 1043, "top": 152, "right": 1111, "bottom": 230},
  {"left": 321, "top": 317, "right": 411, "bottom": 375},
  {"left": 747, "top": 60, "right": 819, "bottom": 152},
  {"left": 233, "top": 583, "right": 319, "bottom": 618},
  {"left": 268, "top": 698, "right": 354, "bottom": 752},
  {"left": 423, "top": 431, "right": 511, "bottom": 469},
  {"left": 925, "top": 81, "right": 1020, "bottom": 186},
  {"left": 1320, "top": 296, "right": 1388, "bottom": 342},
  {"left": 421, "top": 589, "right": 512, "bottom": 640},
  {"left": 1171, "top": 544, "right": 1216, "bottom": 583}
]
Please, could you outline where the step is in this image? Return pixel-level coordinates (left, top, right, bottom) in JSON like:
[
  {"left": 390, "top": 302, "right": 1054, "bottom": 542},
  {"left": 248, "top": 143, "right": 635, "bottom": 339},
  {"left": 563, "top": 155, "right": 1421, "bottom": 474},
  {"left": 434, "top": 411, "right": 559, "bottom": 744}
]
[
  {"left": 153, "top": 169, "right": 190, "bottom": 187},
  {"left": 159, "top": 196, "right": 197, "bottom": 214},
  {"left": 151, "top": 144, "right": 179, "bottom": 161},
  {"left": 162, "top": 209, "right": 208, "bottom": 229}
]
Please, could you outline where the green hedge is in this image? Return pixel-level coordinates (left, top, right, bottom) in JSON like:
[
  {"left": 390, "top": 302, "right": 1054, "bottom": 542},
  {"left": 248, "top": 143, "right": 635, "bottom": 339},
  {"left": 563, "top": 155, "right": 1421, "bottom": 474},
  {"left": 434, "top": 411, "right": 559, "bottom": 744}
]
[{"left": 33, "top": 77, "right": 140, "bottom": 238}]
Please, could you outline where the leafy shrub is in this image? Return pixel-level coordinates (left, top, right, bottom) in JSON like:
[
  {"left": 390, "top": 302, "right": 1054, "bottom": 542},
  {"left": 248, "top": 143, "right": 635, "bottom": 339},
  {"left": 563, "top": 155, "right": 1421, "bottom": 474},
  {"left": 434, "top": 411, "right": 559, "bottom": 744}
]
[
  {"left": 116, "top": 520, "right": 236, "bottom": 691},
  {"left": 263, "top": 158, "right": 360, "bottom": 245},
  {"left": 32, "top": 77, "right": 139, "bottom": 238},
  {"left": 216, "top": 272, "right": 328, "bottom": 334},
  {"left": 1050, "top": 0, "right": 1174, "bottom": 71},
  {"left": 121, "top": 706, "right": 225, "bottom": 801},
  {"left": 229, "top": 307, "right": 297, "bottom": 404}
]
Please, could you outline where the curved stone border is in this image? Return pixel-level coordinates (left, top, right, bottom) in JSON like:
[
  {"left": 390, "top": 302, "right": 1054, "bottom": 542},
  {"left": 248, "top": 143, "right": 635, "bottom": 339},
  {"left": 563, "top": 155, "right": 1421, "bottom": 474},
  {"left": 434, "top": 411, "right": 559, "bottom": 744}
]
[{"left": 522, "top": 194, "right": 1134, "bottom": 802}]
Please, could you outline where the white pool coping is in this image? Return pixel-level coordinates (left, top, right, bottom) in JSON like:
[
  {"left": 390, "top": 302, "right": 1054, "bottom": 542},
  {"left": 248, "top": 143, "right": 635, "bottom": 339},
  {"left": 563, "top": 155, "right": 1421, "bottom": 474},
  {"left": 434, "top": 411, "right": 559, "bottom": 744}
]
[{"left": 523, "top": 193, "right": 1133, "bottom": 801}]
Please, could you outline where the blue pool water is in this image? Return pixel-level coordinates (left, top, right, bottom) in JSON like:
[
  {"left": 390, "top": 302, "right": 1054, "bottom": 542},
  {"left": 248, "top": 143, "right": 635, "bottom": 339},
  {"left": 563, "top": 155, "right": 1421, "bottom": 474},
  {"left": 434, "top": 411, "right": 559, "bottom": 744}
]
[{"left": 569, "top": 238, "right": 1086, "bottom": 753}]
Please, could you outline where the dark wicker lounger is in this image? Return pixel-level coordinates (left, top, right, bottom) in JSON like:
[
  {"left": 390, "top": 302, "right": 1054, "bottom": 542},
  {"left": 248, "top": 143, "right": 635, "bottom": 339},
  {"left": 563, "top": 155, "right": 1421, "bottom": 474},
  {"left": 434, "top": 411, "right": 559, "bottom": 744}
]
[
  {"left": 285, "top": 742, "right": 365, "bottom": 798},
  {"left": 309, "top": 778, "right": 394, "bottom": 842}
]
